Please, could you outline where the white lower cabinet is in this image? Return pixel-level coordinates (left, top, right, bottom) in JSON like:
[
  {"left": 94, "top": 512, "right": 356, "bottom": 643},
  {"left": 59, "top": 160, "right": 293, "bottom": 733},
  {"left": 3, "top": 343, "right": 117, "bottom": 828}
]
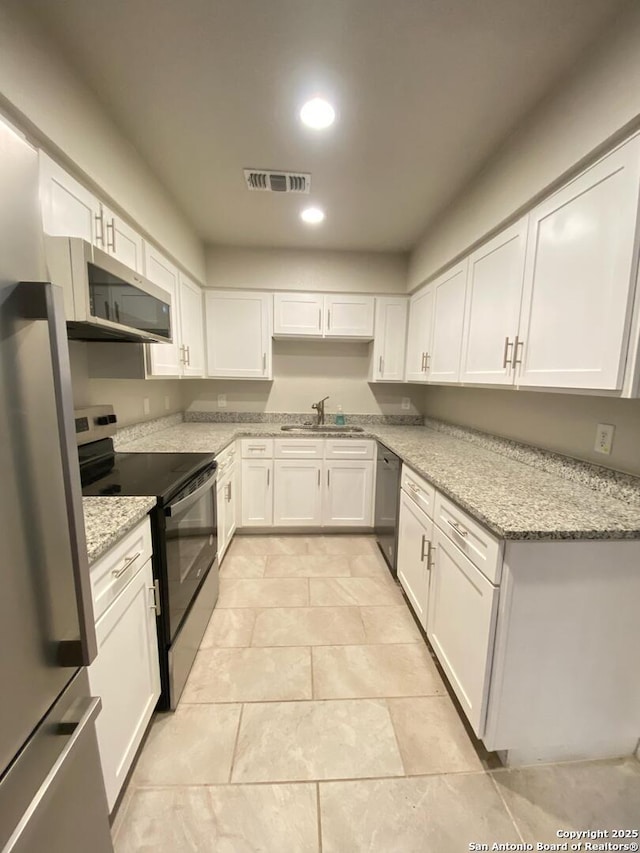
[
  {"left": 217, "top": 466, "right": 237, "bottom": 561},
  {"left": 397, "top": 490, "right": 433, "bottom": 629},
  {"left": 88, "top": 555, "right": 160, "bottom": 812},
  {"left": 427, "top": 525, "right": 499, "bottom": 738},
  {"left": 274, "top": 459, "right": 323, "bottom": 526},
  {"left": 323, "top": 460, "right": 374, "bottom": 526},
  {"left": 240, "top": 459, "right": 273, "bottom": 526}
]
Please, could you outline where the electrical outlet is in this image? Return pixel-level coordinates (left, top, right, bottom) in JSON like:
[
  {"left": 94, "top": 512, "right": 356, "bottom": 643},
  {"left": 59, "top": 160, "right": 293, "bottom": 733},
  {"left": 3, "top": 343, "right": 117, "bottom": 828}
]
[
  {"left": 594, "top": 423, "right": 615, "bottom": 455},
  {"left": 401, "top": 397, "right": 411, "bottom": 411},
  {"left": 164, "top": 395, "right": 170, "bottom": 411},
  {"left": 143, "top": 397, "right": 150, "bottom": 416},
  {"left": 217, "top": 394, "right": 227, "bottom": 408}
]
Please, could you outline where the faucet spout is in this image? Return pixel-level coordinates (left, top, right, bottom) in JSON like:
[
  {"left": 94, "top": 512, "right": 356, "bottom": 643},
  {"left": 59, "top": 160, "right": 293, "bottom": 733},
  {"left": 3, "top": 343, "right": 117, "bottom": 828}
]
[{"left": 311, "top": 396, "right": 330, "bottom": 426}]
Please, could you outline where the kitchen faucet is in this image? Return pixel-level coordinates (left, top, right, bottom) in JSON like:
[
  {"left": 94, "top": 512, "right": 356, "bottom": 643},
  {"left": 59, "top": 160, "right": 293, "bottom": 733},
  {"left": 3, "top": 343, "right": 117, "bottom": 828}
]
[{"left": 311, "top": 396, "right": 330, "bottom": 426}]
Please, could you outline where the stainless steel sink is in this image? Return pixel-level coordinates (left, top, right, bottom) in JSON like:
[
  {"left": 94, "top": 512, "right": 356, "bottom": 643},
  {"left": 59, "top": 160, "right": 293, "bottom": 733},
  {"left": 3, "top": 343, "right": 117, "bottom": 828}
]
[{"left": 280, "top": 424, "right": 365, "bottom": 433}]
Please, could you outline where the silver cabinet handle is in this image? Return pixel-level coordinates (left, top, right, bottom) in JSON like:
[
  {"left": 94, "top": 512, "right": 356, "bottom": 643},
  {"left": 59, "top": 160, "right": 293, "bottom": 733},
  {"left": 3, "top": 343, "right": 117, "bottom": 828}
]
[
  {"left": 379, "top": 355, "right": 383, "bottom": 375},
  {"left": 502, "top": 336, "right": 513, "bottom": 368},
  {"left": 513, "top": 336, "right": 524, "bottom": 367},
  {"left": 186, "top": 345, "right": 191, "bottom": 366},
  {"left": 149, "top": 580, "right": 161, "bottom": 615},
  {"left": 262, "top": 353, "right": 266, "bottom": 372},
  {"left": 112, "top": 551, "right": 141, "bottom": 578},
  {"left": 267, "top": 467, "right": 270, "bottom": 487},
  {"left": 318, "top": 307, "right": 322, "bottom": 329},
  {"left": 446, "top": 518, "right": 468, "bottom": 538},
  {"left": 94, "top": 207, "right": 105, "bottom": 246},
  {"left": 420, "top": 534, "right": 428, "bottom": 562},
  {"left": 107, "top": 218, "right": 116, "bottom": 252},
  {"left": 425, "top": 352, "right": 430, "bottom": 370},
  {"left": 18, "top": 283, "right": 97, "bottom": 665},
  {"left": 421, "top": 352, "right": 426, "bottom": 371},
  {"left": 327, "top": 469, "right": 330, "bottom": 487},
  {"left": 327, "top": 309, "right": 330, "bottom": 330},
  {"left": 317, "top": 469, "right": 321, "bottom": 487}
]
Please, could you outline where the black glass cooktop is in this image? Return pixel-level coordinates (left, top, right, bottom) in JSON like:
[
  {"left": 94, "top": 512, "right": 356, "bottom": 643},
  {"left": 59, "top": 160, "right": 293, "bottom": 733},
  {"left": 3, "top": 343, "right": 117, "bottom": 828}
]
[{"left": 80, "top": 440, "right": 215, "bottom": 503}]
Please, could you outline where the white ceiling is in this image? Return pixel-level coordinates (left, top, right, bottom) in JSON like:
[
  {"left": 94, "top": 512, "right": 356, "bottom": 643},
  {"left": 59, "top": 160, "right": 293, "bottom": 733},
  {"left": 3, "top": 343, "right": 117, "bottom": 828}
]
[{"left": 24, "top": 0, "right": 630, "bottom": 252}]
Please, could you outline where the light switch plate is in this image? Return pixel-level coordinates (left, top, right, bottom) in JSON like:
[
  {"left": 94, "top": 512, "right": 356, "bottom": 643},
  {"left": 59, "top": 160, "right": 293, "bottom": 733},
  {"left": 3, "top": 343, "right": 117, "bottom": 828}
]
[
  {"left": 217, "top": 394, "right": 227, "bottom": 408},
  {"left": 401, "top": 397, "right": 411, "bottom": 410},
  {"left": 594, "top": 423, "right": 615, "bottom": 455}
]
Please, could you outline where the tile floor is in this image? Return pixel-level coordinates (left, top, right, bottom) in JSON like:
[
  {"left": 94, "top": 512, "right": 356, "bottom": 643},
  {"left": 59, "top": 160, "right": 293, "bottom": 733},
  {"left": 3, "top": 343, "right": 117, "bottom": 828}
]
[{"left": 113, "top": 535, "right": 640, "bottom": 852}]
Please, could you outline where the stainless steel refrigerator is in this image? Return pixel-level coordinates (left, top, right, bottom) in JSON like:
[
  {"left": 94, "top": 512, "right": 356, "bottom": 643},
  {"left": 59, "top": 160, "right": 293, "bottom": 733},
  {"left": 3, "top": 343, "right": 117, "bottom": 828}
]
[{"left": 0, "top": 119, "right": 112, "bottom": 850}]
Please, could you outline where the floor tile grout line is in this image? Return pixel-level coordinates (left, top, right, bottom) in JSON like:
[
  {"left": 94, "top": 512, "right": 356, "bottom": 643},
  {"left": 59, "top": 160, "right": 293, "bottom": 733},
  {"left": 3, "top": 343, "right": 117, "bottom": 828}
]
[
  {"left": 316, "top": 782, "right": 323, "bottom": 853},
  {"left": 310, "top": 645, "right": 316, "bottom": 700},
  {"left": 178, "top": 691, "right": 447, "bottom": 706},
  {"left": 227, "top": 703, "right": 245, "bottom": 784},
  {"left": 488, "top": 771, "right": 526, "bottom": 844}
]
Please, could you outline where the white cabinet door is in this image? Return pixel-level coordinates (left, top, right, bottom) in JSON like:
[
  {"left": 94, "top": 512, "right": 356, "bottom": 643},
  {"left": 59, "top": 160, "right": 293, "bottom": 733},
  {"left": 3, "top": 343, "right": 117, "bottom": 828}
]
[
  {"left": 241, "top": 459, "right": 273, "bottom": 526},
  {"left": 99, "top": 205, "right": 145, "bottom": 273},
  {"left": 371, "top": 297, "right": 408, "bottom": 382},
  {"left": 274, "top": 460, "right": 323, "bottom": 526},
  {"left": 323, "top": 461, "right": 374, "bottom": 527},
  {"left": 460, "top": 219, "right": 528, "bottom": 385},
  {"left": 273, "top": 292, "right": 323, "bottom": 336},
  {"left": 427, "top": 527, "right": 499, "bottom": 737},
  {"left": 145, "top": 244, "right": 182, "bottom": 377},
  {"left": 39, "top": 153, "right": 99, "bottom": 243},
  {"left": 404, "top": 285, "right": 434, "bottom": 382},
  {"left": 180, "top": 274, "right": 205, "bottom": 377},
  {"left": 397, "top": 491, "right": 433, "bottom": 629},
  {"left": 517, "top": 138, "right": 640, "bottom": 391},
  {"left": 88, "top": 559, "right": 160, "bottom": 811},
  {"left": 324, "top": 295, "right": 375, "bottom": 338},
  {"left": 206, "top": 291, "right": 272, "bottom": 378},
  {"left": 428, "top": 261, "right": 468, "bottom": 383}
]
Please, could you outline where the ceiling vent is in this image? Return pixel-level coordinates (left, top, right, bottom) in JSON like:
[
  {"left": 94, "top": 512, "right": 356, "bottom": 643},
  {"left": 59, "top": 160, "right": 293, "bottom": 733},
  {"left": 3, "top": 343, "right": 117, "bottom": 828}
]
[{"left": 244, "top": 169, "right": 311, "bottom": 194}]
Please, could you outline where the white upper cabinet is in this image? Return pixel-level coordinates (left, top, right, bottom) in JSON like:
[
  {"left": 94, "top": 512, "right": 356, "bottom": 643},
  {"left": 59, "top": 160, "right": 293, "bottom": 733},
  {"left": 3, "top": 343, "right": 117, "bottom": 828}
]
[
  {"left": 273, "top": 292, "right": 324, "bottom": 336},
  {"left": 370, "top": 297, "right": 408, "bottom": 382},
  {"left": 179, "top": 273, "right": 205, "bottom": 378},
  {"left": 273, "top": 293, "right": 374, "bottom": 339},
  {"left": 99, "top": 204, "right": 145, "bottom": 273},
  {"left": 428, "top": 260, "right": 468, "bottom": 383},
  {"left": 39, "top": 152, "right": 100, "bottom": 243},
  {"left": 324, "top": 294, "right": 374, "bottom": 338},
  {"left": 404, "top": 285, "right": 434, "bottom": 383},
  {"left": 516, "top": 137, "right": 640, "bottom": 391},
  {"left": 205, "top": 290, "right": 272, "bottom": 379},
  {"left": 145, "top": 244, "right": 182, "bottom": 377},
  {"left": 460, "top": 219, "right": 528, "bottom": 385}
]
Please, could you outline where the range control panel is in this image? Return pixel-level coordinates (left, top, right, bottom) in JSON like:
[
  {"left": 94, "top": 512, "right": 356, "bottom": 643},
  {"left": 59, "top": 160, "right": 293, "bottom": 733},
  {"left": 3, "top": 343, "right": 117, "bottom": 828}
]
[{"left": 74, "top": 405, "right": 118, "bottom": 445}]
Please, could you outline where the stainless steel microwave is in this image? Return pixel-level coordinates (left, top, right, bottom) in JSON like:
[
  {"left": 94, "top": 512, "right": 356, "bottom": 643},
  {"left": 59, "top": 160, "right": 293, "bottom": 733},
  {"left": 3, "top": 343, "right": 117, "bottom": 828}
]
[{"left": 44, "top": 236, "right": 173, "bottom": 343}]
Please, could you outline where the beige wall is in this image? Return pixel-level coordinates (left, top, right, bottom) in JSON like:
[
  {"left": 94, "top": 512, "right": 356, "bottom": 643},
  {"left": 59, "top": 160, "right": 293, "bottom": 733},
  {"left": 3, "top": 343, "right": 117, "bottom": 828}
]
[
  {"left": 206, "top": 246, "right": 408, "bottom": 294},
  {"left": 69, "top": 343, "right": 183, "bottom": 427},
  {"left": 184, "top": 340, "right": 423, "bottom": 417},
  {"left": 423, "top": 386, "right": 640, "bottom": 476},
  {"left": 408, "top": 3, "right": 640, "bottom": 288},
  {"left": 0, "top": 1, "right": 205, "bottom": 282}
]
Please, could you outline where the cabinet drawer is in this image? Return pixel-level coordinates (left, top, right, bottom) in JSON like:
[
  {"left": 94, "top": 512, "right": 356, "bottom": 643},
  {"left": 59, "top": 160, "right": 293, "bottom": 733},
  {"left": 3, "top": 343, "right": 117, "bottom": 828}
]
[
  {"left": 434, "top": 493, "right": 502, "bottom": 584},
  {"left": 90, "top": 517, "right": 153, "bottom": 622},
  {"left": 241, "top": 438, "right": 273, "bottom": 458},
  {"left": 274, "top": 438, "right": 324, "bottom": 458},
  {"left": 216, "top": 441, "right": 237, "bottom": 474},
  {"left": 401, "top": 465, "right": 436, "bottom": 519},
  {"left": 324, "top": 439, "right": 374, "bottom": 459}
]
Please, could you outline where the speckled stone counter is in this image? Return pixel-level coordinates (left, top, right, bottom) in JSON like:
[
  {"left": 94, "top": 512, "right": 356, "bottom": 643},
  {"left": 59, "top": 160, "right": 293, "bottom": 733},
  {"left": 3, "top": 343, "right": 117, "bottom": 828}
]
[
  {"left": 116, "top": 422, "right": 640, "bottom": 541},
  {"left": 83, "top": 496, "right": 156, "bottom": 564}
]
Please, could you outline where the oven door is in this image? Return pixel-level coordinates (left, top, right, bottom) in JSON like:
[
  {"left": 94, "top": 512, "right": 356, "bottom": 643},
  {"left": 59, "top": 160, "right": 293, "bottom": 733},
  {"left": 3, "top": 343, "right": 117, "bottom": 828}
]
[{"left": 163, "top": 466, "right": 217, "bottom": 641}]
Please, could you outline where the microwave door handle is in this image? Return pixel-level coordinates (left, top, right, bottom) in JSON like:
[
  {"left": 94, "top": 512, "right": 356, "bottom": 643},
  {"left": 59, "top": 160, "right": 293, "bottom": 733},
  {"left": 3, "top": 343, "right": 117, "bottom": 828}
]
[
  {"left": 17, "top": 282, "right": 98, "bottom": 666},
  {"left": 165, "top": 470, "right": 217, "bottom": 517}
]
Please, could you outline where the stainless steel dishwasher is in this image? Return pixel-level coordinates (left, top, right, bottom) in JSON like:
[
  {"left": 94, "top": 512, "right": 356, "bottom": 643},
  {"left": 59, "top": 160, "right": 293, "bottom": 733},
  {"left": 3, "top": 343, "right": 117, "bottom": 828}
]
[{"left": 374, "top": 444, "right": 401, "bottom": 576}]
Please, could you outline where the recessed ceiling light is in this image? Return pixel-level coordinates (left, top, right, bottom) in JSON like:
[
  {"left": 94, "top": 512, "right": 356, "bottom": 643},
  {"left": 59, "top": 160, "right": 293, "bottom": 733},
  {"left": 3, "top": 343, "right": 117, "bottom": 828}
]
[
  {"left": 300, "top": 206, "right": 325, "bottom": 225},
  {"left": 300, "top": 98, "right": 335, "bottom": 129}
]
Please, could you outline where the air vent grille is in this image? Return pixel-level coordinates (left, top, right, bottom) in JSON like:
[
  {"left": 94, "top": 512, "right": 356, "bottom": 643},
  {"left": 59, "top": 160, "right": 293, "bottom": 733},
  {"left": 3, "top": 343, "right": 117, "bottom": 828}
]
[{"left": 244, "top": 169, "right": 311, "bottom": 194}]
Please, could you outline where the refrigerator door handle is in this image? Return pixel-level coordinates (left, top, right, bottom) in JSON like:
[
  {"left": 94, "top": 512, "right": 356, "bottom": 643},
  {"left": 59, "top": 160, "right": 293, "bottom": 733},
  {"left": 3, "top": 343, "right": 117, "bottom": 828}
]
[
  {"left": 3, "top": 697, "right": 102, "bottom": 853},
  {"left": 17, "top": 281, "right": 98, "bottom": 666}
]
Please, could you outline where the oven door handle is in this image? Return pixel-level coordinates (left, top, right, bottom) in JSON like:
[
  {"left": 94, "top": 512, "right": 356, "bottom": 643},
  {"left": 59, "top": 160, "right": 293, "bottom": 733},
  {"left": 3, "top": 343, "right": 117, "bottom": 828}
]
[{"left": 165, "top": 470, "right": 217, "bottom": 517}]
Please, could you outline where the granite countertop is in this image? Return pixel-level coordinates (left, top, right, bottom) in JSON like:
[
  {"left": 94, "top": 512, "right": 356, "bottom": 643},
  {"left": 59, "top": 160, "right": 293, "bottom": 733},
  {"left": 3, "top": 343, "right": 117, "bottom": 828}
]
[
  {"left": 83, "top": 496, "right": 156, "bottom": 564},
  {"left": 116, "top": 422, "right": 640, "bottom": 541}
]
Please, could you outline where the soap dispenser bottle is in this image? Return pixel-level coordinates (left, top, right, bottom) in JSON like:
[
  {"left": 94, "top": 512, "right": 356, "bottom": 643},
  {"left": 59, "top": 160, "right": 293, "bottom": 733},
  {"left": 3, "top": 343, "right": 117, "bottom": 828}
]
[{"left": 335, "top": 405, "right": 346, "bottom": 426}]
